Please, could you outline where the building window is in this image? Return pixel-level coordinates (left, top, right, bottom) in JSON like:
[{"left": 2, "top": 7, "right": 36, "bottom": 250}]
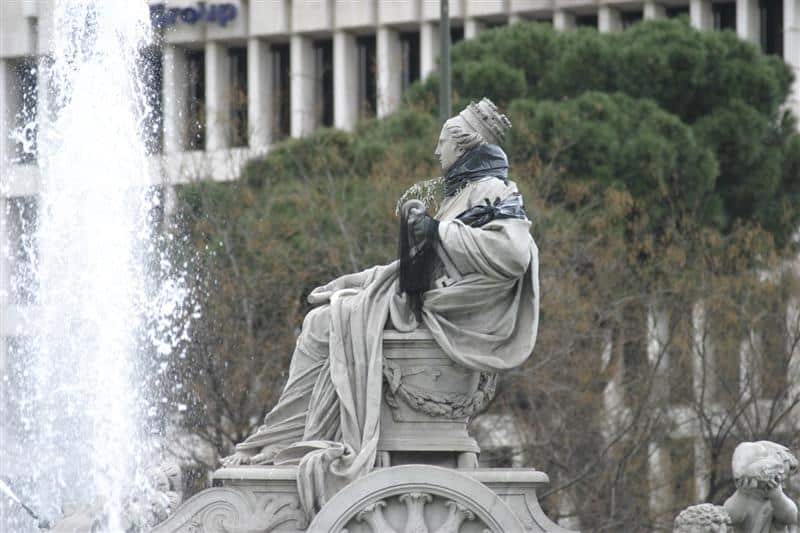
[
  {"left": 713, "top": 2, "right": 736, "bottom": 31},
  {"left": 271, "top": 43, "right": 290, "bottom": 140},
  {"left": 576, "top": 15, "right": 598, "bottom": 28},
  {"left": 357, "top": 35, "right": 377, "bottom": 119},
  {"left": 185, "top": 49, "right": 206, "bottom": 150},
  {"left": 139, "top": 45, "right": 163, "bottom": 155},
  {"left": 666, "top": 439, "right": 697, "bottom": 513},
  {"left": 228, "top": 46, "right": 248, "bottom": 147},
  {"left": 450, "top": 26, "right": 464, "bottom": 44},
  {"left": 12, "top": 58, "right": 38, "bottom": 165},
  {"left": 400, "top": 31, "right": 420, "bottom": 92},
  {"left": 6, "top": 196, "right": 38, "bottom": 305},
  {"left": 760, "top": 0, "right": 783, "bottom": 55},
  {"left": 666, "top": 6, "right": 690, "bottom": 19},
  {"left": 622, "top": 11, "right": 643, "bottom": 29},
  {"left": 668, "top": 311, "right": 695, "bottom": 406},
  {"left": 485, "top": 19, "right": 510, "bottom": 29},
  {"left": 708, "top": 316, "right": 742, "bottom": 404},
  {"left": 313, "top": 39, "right": 334, "bottom": 128}
]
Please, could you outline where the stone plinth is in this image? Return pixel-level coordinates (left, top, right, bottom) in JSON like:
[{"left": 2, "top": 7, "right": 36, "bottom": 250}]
[
  {"left": 153, "top": 465, "right": 576, "bottom": 533},
  {"left": 380, "top": 329, "right": 488, "bottom": 466}
]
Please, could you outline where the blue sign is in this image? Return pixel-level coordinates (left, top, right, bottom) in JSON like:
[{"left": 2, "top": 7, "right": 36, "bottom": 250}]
[{"left": 150, "top": 2, "right": 238, "bottom": 29}]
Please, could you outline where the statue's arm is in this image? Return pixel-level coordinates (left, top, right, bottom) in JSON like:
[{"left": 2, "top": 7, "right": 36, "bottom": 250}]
[
  {"left": 769, "top": 486, "right": 799, "bottom": 526},
  {"left": 437, "top": 217, "right": 532, "bottom": 281},
  {"left": 307, "top": 263, "right": 396, "bottom": 305}
]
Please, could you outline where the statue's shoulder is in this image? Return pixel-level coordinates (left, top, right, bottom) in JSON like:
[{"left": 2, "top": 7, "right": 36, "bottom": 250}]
[{"left": 466, "top": 177, "right": 520, "bottom": 207}]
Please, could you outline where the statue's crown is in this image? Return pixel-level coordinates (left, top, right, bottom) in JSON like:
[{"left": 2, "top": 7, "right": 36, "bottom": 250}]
[{"left": 459, "top": 98, "right": 512, "bottom": 145}]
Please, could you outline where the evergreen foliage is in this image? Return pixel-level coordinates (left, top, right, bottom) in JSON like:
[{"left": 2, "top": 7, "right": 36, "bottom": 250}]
[{"left": 407, "top": 19, "right": 799, "bottom": 245}]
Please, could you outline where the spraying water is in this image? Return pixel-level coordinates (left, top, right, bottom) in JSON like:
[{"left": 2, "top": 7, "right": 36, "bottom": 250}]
[{"left": 1, "top": 1, "right": 191, "bottom": 530}]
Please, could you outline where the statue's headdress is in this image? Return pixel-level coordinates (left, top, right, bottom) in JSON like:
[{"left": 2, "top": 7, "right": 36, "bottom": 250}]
[{"left": 458, "top": 98, "right": 512, "bottom": 145}]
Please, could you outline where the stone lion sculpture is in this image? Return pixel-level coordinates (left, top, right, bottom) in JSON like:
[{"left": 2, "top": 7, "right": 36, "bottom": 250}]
[{"left": 673, "top": 441, "right": 798, "bottom": 533}]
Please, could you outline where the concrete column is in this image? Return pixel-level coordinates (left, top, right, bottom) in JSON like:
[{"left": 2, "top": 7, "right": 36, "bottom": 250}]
[
  {"left": 0, "top": 198, "right": 7, "bottom": 427},
  {"left": 643, "top": 0, "right": 666, "bottom": 20},
  {"left": 648, "top": 443, "right": 669, "bottom": 517},
  {"left": 787, "top": 298, "right": 800, "bottom": 402},
  {"left": 0, "top": 60, "right": 13, "bottom": 166},
  {"left": 690, "top": 0, "right": 713, "bottom": 30},
  {"left": 693, "top": 437, "right": 710, "bottom": 502},
  {"left": 205, "top": 41, "right": 228, "bottom": 151},
  {"left": 508, "top": 13, "right": 524, "bottom": 24},
  {"left": 247, "top": 37, "right": 272, "bottom": 148},
  {"left": 736, "top": 0, "right": 760, "bottom": 44},
  {"left": 553, "top": 10, "right": 576, "bottom": 31},
  {"left": 163, "top": 45, "right": 187, "bottom": 153},
  {"left": 598, "top": 6, "right": 623, "bottom": 32},
  {"left": 739, "top": 334, "right": 756, "bottom": 399},
  {"left": 786, "top": 0, "right": 800, "bottom": 130},
  {"left": 464, "top": 18, "right": 485, "bottom": 39},
  {"left": 377, "top": 26, "right": 402, "bottom": 118},
  {"left": 290, "top": 34, "right": 315, "bottom": 138},
  {"left": 334, "top": 30, "right": 359, "bottom": 131},
  {"left": 420, "top": 21, "right": 440, "bottom": 80},
  {"left": 35, "top": 57, "right": 50, "bottom": 141}
]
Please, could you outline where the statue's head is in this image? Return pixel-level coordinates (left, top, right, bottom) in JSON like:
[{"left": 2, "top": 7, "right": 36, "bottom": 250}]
[
  {"left": 435, "top": 97, "right": 512, "bottom": 172},
  {"left": 673, "top": 504, "right": 731, "bottom": 533},
  {"left": 731, "top": 441, "right": 798, "bottom": 496}
]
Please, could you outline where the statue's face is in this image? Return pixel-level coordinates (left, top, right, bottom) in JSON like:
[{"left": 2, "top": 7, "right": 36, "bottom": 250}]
[{"left": 434, "top": 121, "right": 462, "bottom": 172}]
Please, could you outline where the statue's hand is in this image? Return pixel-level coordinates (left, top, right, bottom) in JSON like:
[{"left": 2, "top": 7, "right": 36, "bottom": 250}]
[
  {"left": 308, "top": 271, "right": 368, "bottom": 305},
  {"left": 250, "top": 444, "right": 283, "bottom": 465},
  {"left": 220, "top": 450, "right": 254, "bottom": 467},
  {"left": 406, "top": 204, "right": 438, "bottom": 244}
]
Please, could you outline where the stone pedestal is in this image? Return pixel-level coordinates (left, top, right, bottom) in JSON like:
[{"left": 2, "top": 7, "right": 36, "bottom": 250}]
[
  {"left": 153, "top": 465, "right": 575, "bottom": 533},
  {"left": 153, "top": 329, "right": 575, "bottom": 532},
  {"left": 379, "top": 329, "right": 485, "bottom": 468}
]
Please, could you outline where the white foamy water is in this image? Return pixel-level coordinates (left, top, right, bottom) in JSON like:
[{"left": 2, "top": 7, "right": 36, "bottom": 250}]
[{"left": 1, "top": 1, "right": 189, "bottom": 530}]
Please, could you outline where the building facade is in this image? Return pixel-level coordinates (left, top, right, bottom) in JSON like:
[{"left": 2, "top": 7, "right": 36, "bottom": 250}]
[{"left": 1, "top": 1, "right": 799, "bottom": 529}]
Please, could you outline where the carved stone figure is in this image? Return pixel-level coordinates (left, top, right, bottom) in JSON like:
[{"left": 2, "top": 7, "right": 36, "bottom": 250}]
[
  {"left": 49, "top": 461, "right": 184, "bottom": 532},
  {"left": 673, "top": 442, "right": 798, "bottom": 533},
  {"left": 221, "top": 98, "right": 540, "bottom": 518},
  {"left": 723, "top": 441, "right": 798, "bottom": 533},
  {"left": 673, "top": 504, "right": 732, "bottom": 533}
]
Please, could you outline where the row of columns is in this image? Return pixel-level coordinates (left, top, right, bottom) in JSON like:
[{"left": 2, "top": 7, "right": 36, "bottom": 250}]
[
  {"left": 158, "top": 0, "right": 800, "bottom": 153},
  {"left": 162, "top": 22, "right": 443, "bottom": 151}
]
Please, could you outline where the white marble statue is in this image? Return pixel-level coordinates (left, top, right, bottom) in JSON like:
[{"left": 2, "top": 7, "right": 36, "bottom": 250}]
[
  {"left": 221, "top": 98, "right": 540, "bottom": 518},
  {"left": 724, "top": 441, "right": 798, "bottom": 533},
  {"left": 673, "top": 441, "right": 798, "bottom": 533},
  {"left": 674, "top": 503, "right": 732, "bottom": 533}
]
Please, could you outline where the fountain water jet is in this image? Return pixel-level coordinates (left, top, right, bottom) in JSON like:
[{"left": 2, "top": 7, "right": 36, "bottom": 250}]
[{"left": 1, "top": 1, "right": 189, "bottom": 531}]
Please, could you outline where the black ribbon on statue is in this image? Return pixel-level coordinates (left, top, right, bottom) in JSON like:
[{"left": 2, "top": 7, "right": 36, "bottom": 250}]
[
  {"left": 455, "top": 193, "right": 528, "bottom": 228},
  {"left": 444, "top": 143, "right": 509, "bottom": 198},
  {"left": 399, "top": 200, "right": 439, "bottom": 321}
]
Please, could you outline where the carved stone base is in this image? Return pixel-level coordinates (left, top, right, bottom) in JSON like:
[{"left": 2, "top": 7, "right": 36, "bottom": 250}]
[{"left": 152, "top": 465, "right": 577, "bottom": 533}]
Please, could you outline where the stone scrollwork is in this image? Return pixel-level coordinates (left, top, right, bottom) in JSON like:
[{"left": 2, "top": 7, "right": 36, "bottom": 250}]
[
  {"left": 307, "top": 465, "right": 527, "bottom": 532},
  {"left": 150, "top": 487, "right": 306, "bottom": 533},
  {"left": 352, "top": 492, "right": 485, "bottom": 533},
  {"left": 438, "top": 501, "right": 476, "bottom": 533}
]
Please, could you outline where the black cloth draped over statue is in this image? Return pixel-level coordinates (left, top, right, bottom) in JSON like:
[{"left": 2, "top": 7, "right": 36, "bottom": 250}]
[{"left": 399, "top": 144, "right": 527, "bottom": 319}]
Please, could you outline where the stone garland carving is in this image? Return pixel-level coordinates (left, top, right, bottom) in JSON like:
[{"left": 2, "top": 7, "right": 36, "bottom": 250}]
[
  {"left": 383, "top": 363, "right": 498, "bottom": 419},
  {"left": 349, "top": 492, "right": 488, "bottom": 533},
  {"left": 673, "top": 441, "right": 798, "bottom": 533}
]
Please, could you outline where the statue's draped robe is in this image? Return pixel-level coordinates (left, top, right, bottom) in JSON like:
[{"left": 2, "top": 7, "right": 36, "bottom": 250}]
[{"left": 235, "top": 176, "right": 540, "bottom": 516}]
